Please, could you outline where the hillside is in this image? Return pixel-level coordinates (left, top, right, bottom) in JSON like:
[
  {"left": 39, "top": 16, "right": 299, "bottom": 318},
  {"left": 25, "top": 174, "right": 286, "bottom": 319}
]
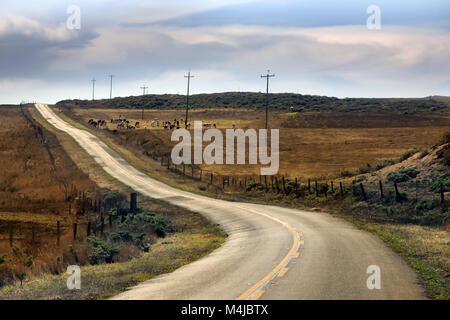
[{"left": 57, "top": 93, "right": 450, "bottom": 114}]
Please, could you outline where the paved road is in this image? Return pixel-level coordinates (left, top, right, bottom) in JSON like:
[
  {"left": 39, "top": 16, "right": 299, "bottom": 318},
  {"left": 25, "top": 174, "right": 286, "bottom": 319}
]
[{"left": 35, "top": 103, "right": 426, "bottom": 300}]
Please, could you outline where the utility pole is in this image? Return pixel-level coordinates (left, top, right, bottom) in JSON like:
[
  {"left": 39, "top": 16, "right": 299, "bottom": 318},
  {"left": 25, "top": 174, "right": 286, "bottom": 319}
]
[
  {"left": 140, "top": 85, "right": 149, "bottom": 120},
  {"left": 91, "top": 78, "right": 96, "bottom": 101},
  {"left": 108, "top": 74, "right": 115, "bottom": 99},
  {"left": 261, "top": 70, "right": 275, "bottom": 129},
  {"left": 184, "top": 71, "right": 194, "bottom": 128},
  {"left": 140, "top": 85, "right": 148, "bottom": 96}
]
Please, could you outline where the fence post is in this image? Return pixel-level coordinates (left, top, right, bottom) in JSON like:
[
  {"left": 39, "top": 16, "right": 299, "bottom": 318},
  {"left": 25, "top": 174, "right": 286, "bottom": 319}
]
[
  {"left": 73, "top": 223, "right": 77, "bottom": 240},
  {"left": 200, "top": 169, "right": 202, "bottom": 181},
  {"left": 315, "top": 180, "right": 319, "bottom": 197},
  {"left": 130, "top": 192, "right": 137, "bottom": 214},
  {"left": 360, "top": 183, "right": 367, "bottom": 201},
  {"left": 274, "top": 176, "right": 279, "bottom": 193},
  {"left": 441, "top": 182, "right": 445, "bottom": 204},
  {"left": 308, "top": 179, "right": 311, "bottom": 193},
  {"left": 57, "top": 221, "right": 61, "bottom": 247},
  {"left": 9, "top": 224, "right": 14, "bottom": 247},
  {"left": 340, "top": 182, "right": 344, "bottom": 197},
  {"left": 394, "top": 181, "right": 401, "bottom": 202},
  {"left": 379, "top": 180, "right": 384, "bottom": 199},
  {"left": 191, "top": 165, "right": 194, "bottom": 177},
  {"left": 87, "top": 221, "right": 91, "bottom": 237},
  {"left": 331, "top": 181, "right": 334, "bottom": 193},
  {"left": 282, "top": 176, "right": 287, "bottom": 195}
]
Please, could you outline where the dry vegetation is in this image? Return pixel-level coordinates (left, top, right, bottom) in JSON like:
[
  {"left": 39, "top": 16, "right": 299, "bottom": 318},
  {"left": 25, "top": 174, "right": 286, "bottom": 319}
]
[
  {"left": 69, "top": 107, "right": 450, "bottom": 178},
  {"left": 0, "top": 105, "right": 99, "bottom": 286},
  {"left": 0, "top": 105, "right": 226, "bottom": 299}
]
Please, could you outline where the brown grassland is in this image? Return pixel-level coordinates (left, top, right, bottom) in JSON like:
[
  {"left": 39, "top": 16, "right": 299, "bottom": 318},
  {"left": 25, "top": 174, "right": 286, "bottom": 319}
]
[
  {"left": 0, "top": 105, "right": 226, "bottom": 299},
  {"left": 70, "top": 107, "right": 450, "bottom": 178}
]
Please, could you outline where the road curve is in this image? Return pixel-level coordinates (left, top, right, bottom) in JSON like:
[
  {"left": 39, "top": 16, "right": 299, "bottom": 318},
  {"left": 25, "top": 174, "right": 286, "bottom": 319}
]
[{"left": 35, "top": 103, "right": 426, "bottom": 300}]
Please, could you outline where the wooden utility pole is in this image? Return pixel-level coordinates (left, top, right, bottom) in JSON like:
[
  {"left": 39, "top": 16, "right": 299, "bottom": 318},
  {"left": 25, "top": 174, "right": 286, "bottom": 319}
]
[
  {"left": 184, "top": 71, "right": 194, "bottom": 128},
  {"left": 108, "top": 74, "right": 115, "bottom": 99},
  {"left": 91, "top": 78, "right": 96, "bottom": 101},
  {"left": 261, "top": 70, "right": 275, "bottom": 129},
  {"left": 140, "top": 85, "right": 148, "bottom": 120}
]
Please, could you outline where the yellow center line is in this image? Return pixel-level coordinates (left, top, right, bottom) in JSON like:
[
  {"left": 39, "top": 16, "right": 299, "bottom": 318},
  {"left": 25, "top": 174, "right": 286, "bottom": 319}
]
[
  {"left": 278, "top": 267, "right": 289, "bottom": 277},
  {"left": 249, "top": 290, "right": 265, "bottom": 300},
  {"left": 235, "top": 205, "right": 300, "bottom": 300},
  {"left": 294, "top": 252, "right": 300, "bottom": 258}
]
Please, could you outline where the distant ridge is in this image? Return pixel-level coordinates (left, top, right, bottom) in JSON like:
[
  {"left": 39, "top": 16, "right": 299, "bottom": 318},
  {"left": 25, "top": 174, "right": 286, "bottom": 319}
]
[{"left": 57, "top": 92, "right": 450, "bottom": 114}]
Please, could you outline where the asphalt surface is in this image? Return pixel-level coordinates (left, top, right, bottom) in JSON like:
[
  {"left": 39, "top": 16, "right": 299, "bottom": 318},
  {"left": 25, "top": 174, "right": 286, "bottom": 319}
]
[{"left": 35, "top": 103, "right": 426, "bottom": 300}]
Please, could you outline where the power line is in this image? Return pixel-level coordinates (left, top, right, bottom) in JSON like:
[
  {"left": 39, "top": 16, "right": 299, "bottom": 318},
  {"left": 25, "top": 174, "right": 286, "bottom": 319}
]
[
  {"left": 261, "top": 70, "right": 275, "bottom": 129},
  {"left": 91, "top": 78, "right": 96, "bottom": 101},
  {"left": 108, "top": 74, "right": 115, "bottom": 99},
  {"left": 184, "top": 71, "right": 194, "bottom": 128}
]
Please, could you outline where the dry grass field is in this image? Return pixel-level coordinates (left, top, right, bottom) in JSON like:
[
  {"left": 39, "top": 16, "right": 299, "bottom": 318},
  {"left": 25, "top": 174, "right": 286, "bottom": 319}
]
[
  {"left": 0, "top": 105, "right": 99, "bottom": 285},
  {"left": 70, "top": 108, "right": 450, "bottom": 179}
]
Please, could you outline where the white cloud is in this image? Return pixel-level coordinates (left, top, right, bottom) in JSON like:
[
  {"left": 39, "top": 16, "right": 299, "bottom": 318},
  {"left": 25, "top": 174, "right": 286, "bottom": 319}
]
[{"left": 0, "top": 15, "right": 77, "bottom": 42}]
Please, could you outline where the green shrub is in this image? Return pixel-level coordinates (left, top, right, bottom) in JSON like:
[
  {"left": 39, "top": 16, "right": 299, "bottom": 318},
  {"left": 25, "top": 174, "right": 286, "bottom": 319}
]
[
  {"left": 87, "top": 237, "right": 120, "bottom": 264},
  {"left": 358, "top": 163, "right": 372, "bottom": 174},
  {"left": 120, "top": 211, "right": 173, "bottom": 238},
  {"left": 245, "top": 181, "right": 265, "bottom": 192},
  {"left": 339, "top": 169, "right": 354, "bottom": 178},
  {"left": 429, "top": 177, "right": 450, "bottom": 193},
  {"left": 0, "top": 254, "right": 6, "bottom": 264},
  {"left": 375, "top": 159, "right": 395, "bottom": 170},
  {"left": 399, "top": 149, "right": 419, "bottom": 162},
  {"left": 386, "top": 168, "right": 419, "bottom": 183},
  {"left": 415, "top": 200, "right": 434, "bottom": 211},
  {"left": 436, "top": 144, "right": 450, "bottom": 166}
]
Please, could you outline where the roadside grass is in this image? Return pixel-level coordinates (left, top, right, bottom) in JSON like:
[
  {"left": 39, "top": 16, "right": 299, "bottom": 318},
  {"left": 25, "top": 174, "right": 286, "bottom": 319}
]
[
  {"left": 358, "top": 222, "right": 449, "bottom": 300},
  {"left": 0, "top": 223, "right": 226, "bottom": 299}
]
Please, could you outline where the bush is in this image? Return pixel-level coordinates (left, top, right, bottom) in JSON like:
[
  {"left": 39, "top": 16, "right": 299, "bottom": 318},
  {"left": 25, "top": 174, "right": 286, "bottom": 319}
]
[
  {"left": 429, "top": 177, "right": 450, "bottom": 193},
  {"left": 87, "top": 237, "right": 120, "bottom": 264},
  {"left": 375, "top": 159, "right": 395, "bottom": 170},
  {"left": 415, "top": 200, "right": 434, "bottom": 211},
  {"left": 399, "top": 149, "right": 419, "bottom": 162},
  {"left": 245, "top": 181, "right": 265, "bottom": 192},
  {"left": 120, "top": 211, "right": 173, "bottom": 238},
  {"left": 339, "top": 169, "right": 354, "bottom": 178},
  {"left": 386, "top": 168, "right": 419, "bottom": 183},
  {"left": 358, "top": 163, "right": 372, "bottom": 174},
  {"left": 436, "top": 144, "right": 450, "bottom": 166},
  {"left": 0, "top": 254, "right": 6, "bottom": 264}
]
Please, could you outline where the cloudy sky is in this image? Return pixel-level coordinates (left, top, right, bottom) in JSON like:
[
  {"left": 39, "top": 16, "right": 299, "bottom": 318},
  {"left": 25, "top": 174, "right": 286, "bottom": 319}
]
[{"left": 1, "top": 0, "right": 449, "bottom": 104}]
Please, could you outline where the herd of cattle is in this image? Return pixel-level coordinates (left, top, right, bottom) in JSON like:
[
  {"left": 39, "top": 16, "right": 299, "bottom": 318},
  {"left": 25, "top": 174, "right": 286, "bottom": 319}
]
[{"left": 87, "top": 115, "right": 218, "bottom": 130}]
